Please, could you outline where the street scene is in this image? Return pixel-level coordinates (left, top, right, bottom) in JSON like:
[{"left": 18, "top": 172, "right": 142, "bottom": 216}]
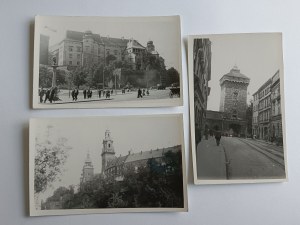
[
  {"left": 191, "top": 33, "right": 286, "bottom": 182},
  {"left": 30, "top": 115, "right": 186, "bottom": 216},
  {"left": 34, "top": 16, "right": 182, "bottom": 108}
]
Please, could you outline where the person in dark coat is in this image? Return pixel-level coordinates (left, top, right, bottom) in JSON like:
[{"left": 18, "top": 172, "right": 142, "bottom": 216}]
[
  {"left": 49, "top": 87, "right": 57, "bottom": 103},
  {"left": 83, "top": 89, "right": 87, "bottom": 99},
  {"left": 75, "top": 89, "right": 79, "bottom": 101},
  {"left": 142, "top": 89, "right": 146, "bottom": 96},
  {"left": 215, "top": 130, "right": 222, "bottom": 146},
  {"left": 44, "top": 89, "right": 51, "bottom": 103},
  {"left": 39, "top": 88, "right": 45, "bottom": 103},
  {"left": 137, "top": 88, "right": 143, "bottom": 98},
  {"left": 98, "top": 89, "right": 102, "bottom": 98},
  {"left": 71, "top": 89, "right": 75, "bottom": 101},
  {"left": 146, "top": 89, "right": 149, "bottom": 96}
]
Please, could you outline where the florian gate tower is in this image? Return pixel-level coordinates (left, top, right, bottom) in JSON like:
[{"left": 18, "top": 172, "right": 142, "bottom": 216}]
[{"left": 219, "top": 66, "right": 250, "bottom": 136}]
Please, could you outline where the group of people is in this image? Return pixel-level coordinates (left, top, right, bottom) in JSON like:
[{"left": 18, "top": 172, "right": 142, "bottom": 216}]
[
  {"left": 83, "top": 89, "right": 93, "bottom": 99},
  {"left": 71, "top": 89, "right": 79, "bottom": 101},
  {"left": 137, "top": 88, "right": 150, "bottom": 98},
  {"left": 39, "top": 87, "right": 59, "bottom": 103}
]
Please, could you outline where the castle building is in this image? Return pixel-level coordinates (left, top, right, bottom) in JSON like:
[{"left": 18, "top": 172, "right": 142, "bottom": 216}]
[
  {"left": 193, "top": 38, "right": 211, "bottom": 143},
  {"left": 100, "top": 130, "right": 181, "bottom": 180},
  {"left": 49, "top": 30, "right": 159, "bottom": 69}
]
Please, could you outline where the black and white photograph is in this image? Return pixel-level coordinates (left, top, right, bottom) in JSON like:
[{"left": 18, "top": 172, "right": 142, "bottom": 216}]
[
  {"left": 29, "top": 114, "right": 187, "bottom": 216},
  {"left": 33, "top": 16, "right": 182, "bottom": 108},
  {"left": 188, "top": 33, "right": 287, "bottom": 184}
]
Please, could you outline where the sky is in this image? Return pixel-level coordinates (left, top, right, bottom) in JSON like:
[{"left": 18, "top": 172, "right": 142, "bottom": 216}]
[
  {"left": 203, "top": 33, "right": 284, "bottom": 111},
  {"left": 33, "top": 115, "right": 183, "bottom": 201},
  {"left": 37, "top": 16, "right": 181, "bottom": 71}
]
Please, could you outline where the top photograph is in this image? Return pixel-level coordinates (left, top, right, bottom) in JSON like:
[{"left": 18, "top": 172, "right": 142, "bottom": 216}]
[{"left": 32, "top": 16, "right": 183, "bottom": 109}]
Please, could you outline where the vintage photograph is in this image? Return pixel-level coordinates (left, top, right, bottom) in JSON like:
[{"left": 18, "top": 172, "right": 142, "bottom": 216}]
[
  {"left": 29, "top": 115, "right": 187, "bottom": 216},
  {"left": 33, "top": 16, "right": 182, "bottom": 108},
  {"left": 188, "top": 33, "right": 287, "bottom": 184}
]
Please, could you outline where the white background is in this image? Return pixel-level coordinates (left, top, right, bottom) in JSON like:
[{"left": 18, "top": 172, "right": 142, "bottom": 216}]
[{"left": 0, "top": 0, "right": 300, "bottom": 224}]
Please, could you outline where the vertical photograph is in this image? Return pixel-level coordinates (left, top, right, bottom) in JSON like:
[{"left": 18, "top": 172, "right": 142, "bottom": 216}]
[
  {"left": 29, "top": 115, "right": 187, "bottom": 216},
  {"left": 33, "top": 16, "right": 182, "bottom": 108},
  {"left": 188, "top": 33, "right": 287, "bottom": 184}
]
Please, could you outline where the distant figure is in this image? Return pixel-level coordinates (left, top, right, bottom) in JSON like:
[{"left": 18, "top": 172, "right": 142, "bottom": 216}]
[
  {"left": 49, "top": 87, "right": 57, "bottom": 103},
  {"left": 74, "top": 89, "right": 79, "bottom": 101},
  {"left": 137, "top": 88, "right": 143, "bottom": 98},
  {"left": 106, "top": 90, "right": 110, "bottom": 98},
  {"left": 83, "top": 89, "right": 87, "bottom": 99},
  {"left": 103, "top": 90, "right": 105, "bottom": 97},
  {"left": 39, "top": 88, "right": 45, "bottom": 103},
  {"left": 71, "top": 89, "right": 75, "bottom": 101},
  {"left": 142, "top": 89, "right": 146, "bottom": 96},
  {"left": 98, "top": 89, "right": 102, "bottom": 98},
  {"left": 146, "top": 89, "right": 149, "bottom": 96},
  {"left": 215, "top": 130, "right": 222, "bottom": 146},
  {"left": 44, "top": 89, "right": 50, "bottom": 103},
  {"left": 111, "top": 90, "right": 113, "bottom": 95}
]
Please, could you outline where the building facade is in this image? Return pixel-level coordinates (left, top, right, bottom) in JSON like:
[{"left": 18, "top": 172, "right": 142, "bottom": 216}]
[
  {"left": 193, "top": 38, "right": 211, "bottom": 143},
  {"left": 39, "top": 34, "right": 49, "bottom": 65},
  {"left": 49, "top": 30, "right": 159, "bottom": 69},
  {"left": 252, "top": 70, "right": 282, "bottom": 144},
  {"left": 270, "top": 70, "right": 283, "bottom": 142},
  {"left": 252, "top": 91, "right": 259, "bottom": 137},
  {"left": 257, "top": 78, "right": 272, "bottom": 140}
]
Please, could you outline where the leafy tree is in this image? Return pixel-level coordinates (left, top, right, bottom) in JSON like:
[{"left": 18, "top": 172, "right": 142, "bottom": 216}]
[
  {"left": 39, "top": 65, "right": 67, "bottom": 88},
  {"left": 106, "top": 54, "right": 117, "bottom": 65},
  {"left": 34, "top": 126, "right": 71, "bottom": 194},
  {"left": 71, "top": 66, "right": 86, "bottom": 89},
  {"left": 166, "top": 67, "right": 180, "bottom": 86}
]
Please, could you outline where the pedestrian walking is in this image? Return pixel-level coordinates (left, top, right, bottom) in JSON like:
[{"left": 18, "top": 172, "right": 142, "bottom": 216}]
[
  {"left": 137, "top": 88, "right": 143, "bottom": 98},
  {"left": 75, "top": 89, "right": 79, "bottom": 101},
  {"left": 98, "top": 89, "right": 102, "bottom": 98},
  {"left": 214, "top": 129, "right": 222, "bottom": 146},
  {"left": 83, "top": 89, "right": 87, "bottom": 99},
  {"left": 39, "top": 88, "right": 45, "bottom": 103},
  {"left": 71, "top": 89, "right": 75, "bottom": 101},
  {"left": 44, "top": 89, "right": 50, "bottom": 103},
  {"left": 142, "top": 89, "right": 146, "bottom": 96},
  {"left": 146, "top": 89, "right": 149, "bottom": 96}
]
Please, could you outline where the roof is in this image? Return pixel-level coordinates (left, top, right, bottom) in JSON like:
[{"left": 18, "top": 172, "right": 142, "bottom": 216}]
[
  {"left": 206, "top": 110, "right": 224, "bottom": 120},
  {"left": 102, "top": 37, "right": 130, "bottom": 47},
  {"left": 105, "top": 145, "right": 181, "bottom": 169},
  {"left": 65, "top": 30, "right": 102, "bottom": 43},
  {"left": 220, "top": 66, "right": 250, "bottom": 85}
]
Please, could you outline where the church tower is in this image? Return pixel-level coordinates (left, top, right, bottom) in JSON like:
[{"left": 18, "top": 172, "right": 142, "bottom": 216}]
[
  {"left": 101, "top": 130, "right": 115, "bottom": 174},
  {"left": 219, "top": 66, "right": 250, "bottom": 120},
  {"left": 80, "top": 152, "right": 94, "bottom": 183}
]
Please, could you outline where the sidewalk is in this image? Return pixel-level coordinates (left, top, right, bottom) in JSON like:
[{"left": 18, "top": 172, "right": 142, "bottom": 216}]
[{"left": 196, "top": 136, "right": 227, "bottom": 179}]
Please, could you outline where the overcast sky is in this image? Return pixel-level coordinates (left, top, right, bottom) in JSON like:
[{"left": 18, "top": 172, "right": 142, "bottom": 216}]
[
  {"left": 33, "top": 115, "right": 183, "bottom": 201},
  {"left": 201, "top": 33, "right": 284, "bottom": 111},
  {"left": 37, "top": 16, "right": 181, "bottom": 71}
]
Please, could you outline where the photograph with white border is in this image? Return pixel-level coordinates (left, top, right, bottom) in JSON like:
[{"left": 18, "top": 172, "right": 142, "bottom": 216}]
[
  {"left": 29, "top": 114, "right": 187, "bottom": 216},
  {"left": 33, "top": 15, "right": 183, "bottom": 109},
  {"left": 188, "top": 33, "right": 288, "bottom": 184}
]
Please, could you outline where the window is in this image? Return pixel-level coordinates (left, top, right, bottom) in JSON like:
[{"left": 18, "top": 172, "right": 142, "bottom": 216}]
[
  {"left": 77, "top": 61, "right": 80, "bottom": 65},
  {"left": 77, "top": 54, "right": 80, "bottom": 60},
  {"left": 69, "top": 61, "right": 72, "bottom": 65},
  {"left": 69, "top": 53, "right": 72, "bottom": 59},
  {"left": 69, "top": 46, "right": 73, "bottom": 52},
  {"left": 77, "top": 46, "right": 81, "bottom": 52}
]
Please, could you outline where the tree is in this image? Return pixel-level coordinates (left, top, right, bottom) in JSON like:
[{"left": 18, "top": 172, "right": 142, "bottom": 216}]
[
  {"left": 106, "top": 54, "right": 117, "bottom": 65},
  {"left": 166, "top": 67, "right": 180, "bottom": 86},
  {"left": 39, "top": 65, "right": 67, "bottom": 88},
  {"left": 71, "top": 66, "right": 86, "bottom": 89},
  {"left": 34, "top": 126, "right": 71, "bottom": 194}
]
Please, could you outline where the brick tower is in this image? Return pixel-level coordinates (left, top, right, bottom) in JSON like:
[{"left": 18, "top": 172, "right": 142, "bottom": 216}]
[{"left": 219, "top": 65, "right": 250, "bottom": 120}]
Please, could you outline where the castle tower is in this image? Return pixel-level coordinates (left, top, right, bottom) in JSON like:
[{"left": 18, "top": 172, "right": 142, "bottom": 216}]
[
  {"left": 219, "top": 66, "right": 250, "bottom": 120},
  {"left": 101, "top": 130, "right": 115, "bottom": 173},
  {"left": 146, "top": 40, "right": 155, "bottom": 52},
  {"left": 81, "top": 152, "right": 94, "bottom": 183}
]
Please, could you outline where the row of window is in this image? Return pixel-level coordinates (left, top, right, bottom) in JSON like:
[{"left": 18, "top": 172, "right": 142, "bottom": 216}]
[
  {"left": 69, "top": 61, "right": 81, "bottom": 66},
  {"left": 258, "top": 96, "right": 271, "bottom": 110},
  {"left": 69, "top": 53, "right": 81, "bottom": 60},
  {"left": 68, "top": 46, "right": 81, "bottom": 52}
]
